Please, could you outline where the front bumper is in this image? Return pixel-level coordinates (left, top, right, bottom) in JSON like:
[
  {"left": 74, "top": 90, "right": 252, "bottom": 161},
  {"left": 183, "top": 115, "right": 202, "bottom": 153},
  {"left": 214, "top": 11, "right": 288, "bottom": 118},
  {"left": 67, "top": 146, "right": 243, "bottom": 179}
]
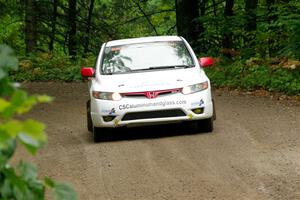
[{"left": 90, "top": 90, "right": 213, "bottom": 128}]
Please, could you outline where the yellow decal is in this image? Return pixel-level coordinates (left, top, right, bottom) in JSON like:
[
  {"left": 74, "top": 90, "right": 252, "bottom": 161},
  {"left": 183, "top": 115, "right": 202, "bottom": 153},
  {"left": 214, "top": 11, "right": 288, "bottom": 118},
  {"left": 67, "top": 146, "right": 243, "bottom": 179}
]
[
  {"left": 114, "top": 119, "right": 120, "bottom": 125},
  {"left": 188, "top": 113, "right": 193, "bottom": 119}
]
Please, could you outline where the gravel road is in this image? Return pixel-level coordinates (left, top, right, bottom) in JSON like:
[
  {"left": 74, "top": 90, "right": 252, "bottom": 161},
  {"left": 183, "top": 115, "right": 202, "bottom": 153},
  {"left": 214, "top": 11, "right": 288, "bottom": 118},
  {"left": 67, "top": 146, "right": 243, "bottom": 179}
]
[{"left": 15, "top": 82, "right": 300, "bottom": 200}]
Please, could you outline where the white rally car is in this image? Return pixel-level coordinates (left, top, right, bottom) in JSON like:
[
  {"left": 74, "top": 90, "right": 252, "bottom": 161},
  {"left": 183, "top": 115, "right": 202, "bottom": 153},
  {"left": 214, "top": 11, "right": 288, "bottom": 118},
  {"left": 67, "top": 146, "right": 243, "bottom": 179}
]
[{"left": 81, "top": 36, "right": 216, "bottom": 142}]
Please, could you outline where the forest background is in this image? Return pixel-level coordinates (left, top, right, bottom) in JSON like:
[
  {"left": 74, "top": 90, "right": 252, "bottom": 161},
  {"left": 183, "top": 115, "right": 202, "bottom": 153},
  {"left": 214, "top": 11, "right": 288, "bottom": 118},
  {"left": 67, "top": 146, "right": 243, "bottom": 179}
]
[
  {"left": 1, "top": 0, "right": 299, "bottom": 95},
  {"left": 0, "top": 1, "right": 299, "bottom": 198}
]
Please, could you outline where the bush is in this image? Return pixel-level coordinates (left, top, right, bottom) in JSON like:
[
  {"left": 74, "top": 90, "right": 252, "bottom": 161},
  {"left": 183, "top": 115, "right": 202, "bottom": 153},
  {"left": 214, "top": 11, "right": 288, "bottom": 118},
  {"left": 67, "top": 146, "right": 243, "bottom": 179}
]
[
  {"left": 11, "top": 53, "right": 95, "bottom": 82},
  {"left": 0, "top": 45, "right": 77, "bottom": 199},
  {"left": 206, "top": 59, "right": 300, "bottom": 95}
]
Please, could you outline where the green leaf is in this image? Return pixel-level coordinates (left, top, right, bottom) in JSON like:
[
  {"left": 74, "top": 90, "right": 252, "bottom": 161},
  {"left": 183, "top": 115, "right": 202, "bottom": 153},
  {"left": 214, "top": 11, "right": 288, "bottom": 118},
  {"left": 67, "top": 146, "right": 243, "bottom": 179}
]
[
  {"left": 44, "top": 177, "right": 55, "bottom": 188},
  {"left": 11, "top": 90, "right": 27, "bottom": 105},
  {"left": 0, "top": 130, "right": 11, "bottom": 147},
  {"left": 2, "top": 164, "right": 44, "bottom": 200},
  {"left": 18, "top": 133, "right": 40, "bottom": 154},
  {"left": 36, "top": 95, "right": 54, "bottom": 103},
  {"left": 18, "top": 162, "right": 38, "bottom": 181},
  {"left": 0, "top": 98, "right": 10, "bottom": 112},
  {"left": 0, "top": 178, "right": 13, "bottom": 198},
  {"left": 0, "top": 138, "right": 16, "bottom": 167},
  {"left": 18, "top": 119, "right": 47, "bottom": 154},
  {"left": 1, "top": 91, "right": 52, "bottom": 118},
  {"left": 0, "top": 79, "right": 14, "bottom": 96},
  {"left": 52, "top": 182, "right": 77, "bottom": 200},
  {"left": 11, "top": 90, "right": 39, "bottom": 115},
  {"left": 17, "top": 95, "right": 38, "bottom": 114},
  {"left": 1, "top": 90, "right": 27, "bottom": 117},
  {"left": 23, "top": 119, "right": 47, "bottom": 141},
  {"left": 0, "top": 45, "right": 18, "bottom": 80},
  {"left": 2, "top": 166, "right": 27, "bottom": 197},
  {"left": 17, "top": 162, "right": 45, "bottom": 199},
  {"left": 0, "top": 119, "right": 23, "bottom": 137}
]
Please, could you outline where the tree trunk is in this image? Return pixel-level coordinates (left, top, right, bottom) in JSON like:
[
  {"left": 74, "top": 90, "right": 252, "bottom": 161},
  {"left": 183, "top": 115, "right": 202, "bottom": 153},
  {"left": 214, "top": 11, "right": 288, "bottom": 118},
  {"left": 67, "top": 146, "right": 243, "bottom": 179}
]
[
  {"left": 68, "top": 0, "right": 77, "bottom": 57},
  {"left": 24, "top": 0, "right": 37, "bottom": 53},
  {"left": 49, "top": 0, "right": 58, "bottom": 52},
  {"left": 222, "top": 0, "right": 234, "bottom": 58},
  {"left": 176, "top": 0, "right": 204, "bottom": 50},
  {"left": 199, "top": 0, "right": 206, "bottom": 16},
  {"left": 212, "top": 0, "right": 217, "bottom": 16},
  {"left": 224, "top": 0, "right": 234, "bottom": 18},
  {"left": 83, "top": 0, "right": 95, "bottom": 55},
  {"left": 266, "top": 0, "right": 276, "bottom": 57},
  {"left": 244, "top": 0, "right": 258, "bottom": 56},
  {"left": 245, "top": 0, "right": 258, "bottom": 32}
]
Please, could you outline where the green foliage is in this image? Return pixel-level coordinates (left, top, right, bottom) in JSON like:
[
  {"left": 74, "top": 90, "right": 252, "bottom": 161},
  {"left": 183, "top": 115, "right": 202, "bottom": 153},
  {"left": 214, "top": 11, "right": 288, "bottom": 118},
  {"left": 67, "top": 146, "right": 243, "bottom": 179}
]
[
  {"left": 0, "top": 45, "right": 77, "bottom": 199},
  {"left": 0, "top": 0, "right": 177, "bottom": 55},
  {"left": 0, "top": 1, "right": 24, "bottom": 53},
  {"left": 1, "top": 0, "right": 300, "bottom": 59},
  {"left": 1, "top": 0, "right": 300, "bottom": 95},
  {"left": 0, "top": 45, "right": 19, "bottom": 96},
  {"left": 189, "top": 0, "right": 300, "bottom": 60},
  {"left": 206, "top": 61, "right": 300, "bottom": 95},
  {"left": 11, "top": 53, "right": 95, "bottom": 82}
]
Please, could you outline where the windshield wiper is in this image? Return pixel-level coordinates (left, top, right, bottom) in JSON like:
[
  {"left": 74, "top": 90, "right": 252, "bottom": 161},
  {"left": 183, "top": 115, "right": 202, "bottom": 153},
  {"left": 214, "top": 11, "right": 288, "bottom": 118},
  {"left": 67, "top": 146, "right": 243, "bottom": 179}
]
[
  {"left": 103, "top": 72, "right": 113, "bottom": 75},
  {"left": 149, "top": 65, "right": 193, "bottom": 69},
  {"left": 132, "top": 65, "right": 194, "bottom": 72}
]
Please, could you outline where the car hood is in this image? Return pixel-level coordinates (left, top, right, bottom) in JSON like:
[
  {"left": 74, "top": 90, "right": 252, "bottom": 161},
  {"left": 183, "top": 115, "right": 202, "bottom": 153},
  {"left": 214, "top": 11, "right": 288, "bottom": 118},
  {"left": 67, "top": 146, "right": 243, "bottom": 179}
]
[{"left": 92, "top": 68, "right": 207, "bottom": 92}]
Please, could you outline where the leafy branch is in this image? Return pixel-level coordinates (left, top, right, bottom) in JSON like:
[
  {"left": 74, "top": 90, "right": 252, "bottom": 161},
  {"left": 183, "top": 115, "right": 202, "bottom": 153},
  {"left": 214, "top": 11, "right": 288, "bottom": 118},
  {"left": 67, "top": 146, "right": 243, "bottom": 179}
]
[{"left": 0, "top": 45, "right": 77, "bottom": 200}]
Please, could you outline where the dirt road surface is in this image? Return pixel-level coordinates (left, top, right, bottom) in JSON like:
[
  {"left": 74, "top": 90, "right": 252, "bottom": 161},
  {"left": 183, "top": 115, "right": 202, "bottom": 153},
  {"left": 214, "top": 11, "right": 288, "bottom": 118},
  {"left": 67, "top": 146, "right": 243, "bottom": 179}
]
[{"left": 15, "top": 82, "right": 300, "bottom": 200}]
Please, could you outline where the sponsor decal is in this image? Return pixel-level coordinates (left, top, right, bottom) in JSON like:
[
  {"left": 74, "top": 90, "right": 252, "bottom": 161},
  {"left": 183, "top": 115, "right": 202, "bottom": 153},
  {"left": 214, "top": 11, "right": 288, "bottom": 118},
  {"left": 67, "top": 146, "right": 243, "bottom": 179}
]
[
  {"left": 191, "top": 99, "right": 204, "bottom": 107},
  {"left": 101, "top": 108, "right": 116, "bottom": 115},
  {"left": 199, "top": 99, "right": 204, "bottom": 106},
  {"left": 114, "top": 119, "right": 120, "bottom": 125},
  {"left": 109, "top": 108, "right": 116, "bottom": 115},
  {"left": 111, "top": 47, "right": 121, "bottom": 52},
  {"left": 118, "top": 100, "right": 187, "bottom": 110}
]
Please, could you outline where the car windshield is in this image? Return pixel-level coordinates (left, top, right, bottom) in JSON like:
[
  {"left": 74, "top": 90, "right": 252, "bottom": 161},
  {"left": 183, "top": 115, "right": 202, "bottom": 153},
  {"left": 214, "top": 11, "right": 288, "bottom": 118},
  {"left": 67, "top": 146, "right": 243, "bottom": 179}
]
[{"left": 101, "top": 41, "right": 194, "bottom": 75}]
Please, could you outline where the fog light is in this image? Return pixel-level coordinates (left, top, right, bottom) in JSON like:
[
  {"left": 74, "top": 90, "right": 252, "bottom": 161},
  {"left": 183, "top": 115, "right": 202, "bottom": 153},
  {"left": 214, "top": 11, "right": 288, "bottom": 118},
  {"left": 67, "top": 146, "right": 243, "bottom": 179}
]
[
  {"left": 192, "top": 108, "right": 204, "bottom": 114},
  {"left": 103, "top": 116, "right": 116, "bottom": 122}
]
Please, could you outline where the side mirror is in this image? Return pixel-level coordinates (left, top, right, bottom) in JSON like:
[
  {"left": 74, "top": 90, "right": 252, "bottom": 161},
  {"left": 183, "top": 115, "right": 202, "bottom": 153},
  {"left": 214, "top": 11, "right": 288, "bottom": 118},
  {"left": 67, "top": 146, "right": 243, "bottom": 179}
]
[
  {"left": 198, "top": 57, "right": 214, "bottom": 68},
  {"left": 81, "top": 67, "right": 95, "bottom": 77}
]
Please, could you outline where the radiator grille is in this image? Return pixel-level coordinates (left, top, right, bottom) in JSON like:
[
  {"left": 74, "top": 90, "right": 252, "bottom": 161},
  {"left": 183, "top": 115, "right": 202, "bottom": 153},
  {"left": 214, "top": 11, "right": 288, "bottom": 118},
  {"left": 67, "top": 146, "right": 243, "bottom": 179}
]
[{"left": 122, "top": 109, "right": 186, "bottom": 121}]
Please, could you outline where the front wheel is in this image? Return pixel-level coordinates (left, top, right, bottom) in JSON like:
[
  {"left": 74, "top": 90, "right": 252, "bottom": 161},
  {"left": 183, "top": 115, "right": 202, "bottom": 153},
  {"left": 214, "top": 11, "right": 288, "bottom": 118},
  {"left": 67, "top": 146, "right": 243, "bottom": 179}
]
[
  {"left": 92, "top": 126, "right": 102, "bottom": 142},
  {"left": 92, "top": 126, "right": 113, "bottom": 143},
  {"left": 212, "top": 99, "right": 216, "bottom": 120},
  {"left": 197, "top": 117, "right": 214, "bottom": 133},
  {"left": 87, "top": 100, "right": 93, "bottom": 132}
]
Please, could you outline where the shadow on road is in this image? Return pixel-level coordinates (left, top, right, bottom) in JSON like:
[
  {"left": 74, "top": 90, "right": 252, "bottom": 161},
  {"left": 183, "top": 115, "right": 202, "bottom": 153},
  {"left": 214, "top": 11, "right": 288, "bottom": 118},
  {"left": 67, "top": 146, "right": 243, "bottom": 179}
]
[{"left": 89, "top": 122, "right": 211, "bottom": 143}]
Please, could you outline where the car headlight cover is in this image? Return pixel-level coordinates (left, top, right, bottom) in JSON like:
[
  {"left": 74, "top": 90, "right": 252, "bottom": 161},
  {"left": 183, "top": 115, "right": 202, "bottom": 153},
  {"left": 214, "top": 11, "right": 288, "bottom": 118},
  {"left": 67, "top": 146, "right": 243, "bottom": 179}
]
[
  {"left": 92, "top": 91, "right": 122, "bottom": 101},
  {"left": 182, "top": 81, "right": 208, "bottom": 95}
]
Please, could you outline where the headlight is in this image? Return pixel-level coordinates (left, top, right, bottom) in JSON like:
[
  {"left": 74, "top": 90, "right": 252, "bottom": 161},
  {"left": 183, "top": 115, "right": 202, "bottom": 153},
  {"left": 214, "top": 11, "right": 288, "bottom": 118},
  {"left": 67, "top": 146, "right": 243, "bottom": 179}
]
[
  {"left": 92, "top": 91, "right": 122, "bottom": 101},
  {"left": 181, "top": 81, "right": 208, "bottom": 95}
]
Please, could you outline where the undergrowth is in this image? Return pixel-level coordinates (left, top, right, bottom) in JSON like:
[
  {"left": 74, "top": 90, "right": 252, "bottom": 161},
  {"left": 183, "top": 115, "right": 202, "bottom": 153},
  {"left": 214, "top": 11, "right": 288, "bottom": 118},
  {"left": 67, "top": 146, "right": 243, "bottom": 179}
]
[
  {"left": 205, "top": 61, "right": 300, "bottom": 95},
  {"left": 11, "top": 53, "right": 95, "bottom": 82},
  {"left": 10, "top": 54, "right": 300, "bottom": 96}
]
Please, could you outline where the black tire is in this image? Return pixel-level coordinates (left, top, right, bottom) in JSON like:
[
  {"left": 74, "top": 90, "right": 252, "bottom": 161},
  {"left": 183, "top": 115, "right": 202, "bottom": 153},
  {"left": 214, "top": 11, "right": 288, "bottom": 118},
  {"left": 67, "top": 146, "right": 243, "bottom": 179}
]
[
  {"left": 198, "top": 117, "right": 214, "bottom": 133},
  {"left": 212, "top": 99, "right": 217, "bottom": 120},
  {"left": 92, "top": 126, "right": 113, "bottom": 143},
  {"left": 92, "top": 126, "right": 102, "bottom": 142},
  {"left": 86, "top": 100, "right": 93, "bottom": 132}
]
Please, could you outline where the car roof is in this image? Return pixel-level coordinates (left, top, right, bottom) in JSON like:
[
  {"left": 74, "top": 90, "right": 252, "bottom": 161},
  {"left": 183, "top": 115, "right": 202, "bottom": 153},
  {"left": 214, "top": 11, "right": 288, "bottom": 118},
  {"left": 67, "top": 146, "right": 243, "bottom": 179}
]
[{"left": 106, "top": 36, "right": 182, "bottom": 47}]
